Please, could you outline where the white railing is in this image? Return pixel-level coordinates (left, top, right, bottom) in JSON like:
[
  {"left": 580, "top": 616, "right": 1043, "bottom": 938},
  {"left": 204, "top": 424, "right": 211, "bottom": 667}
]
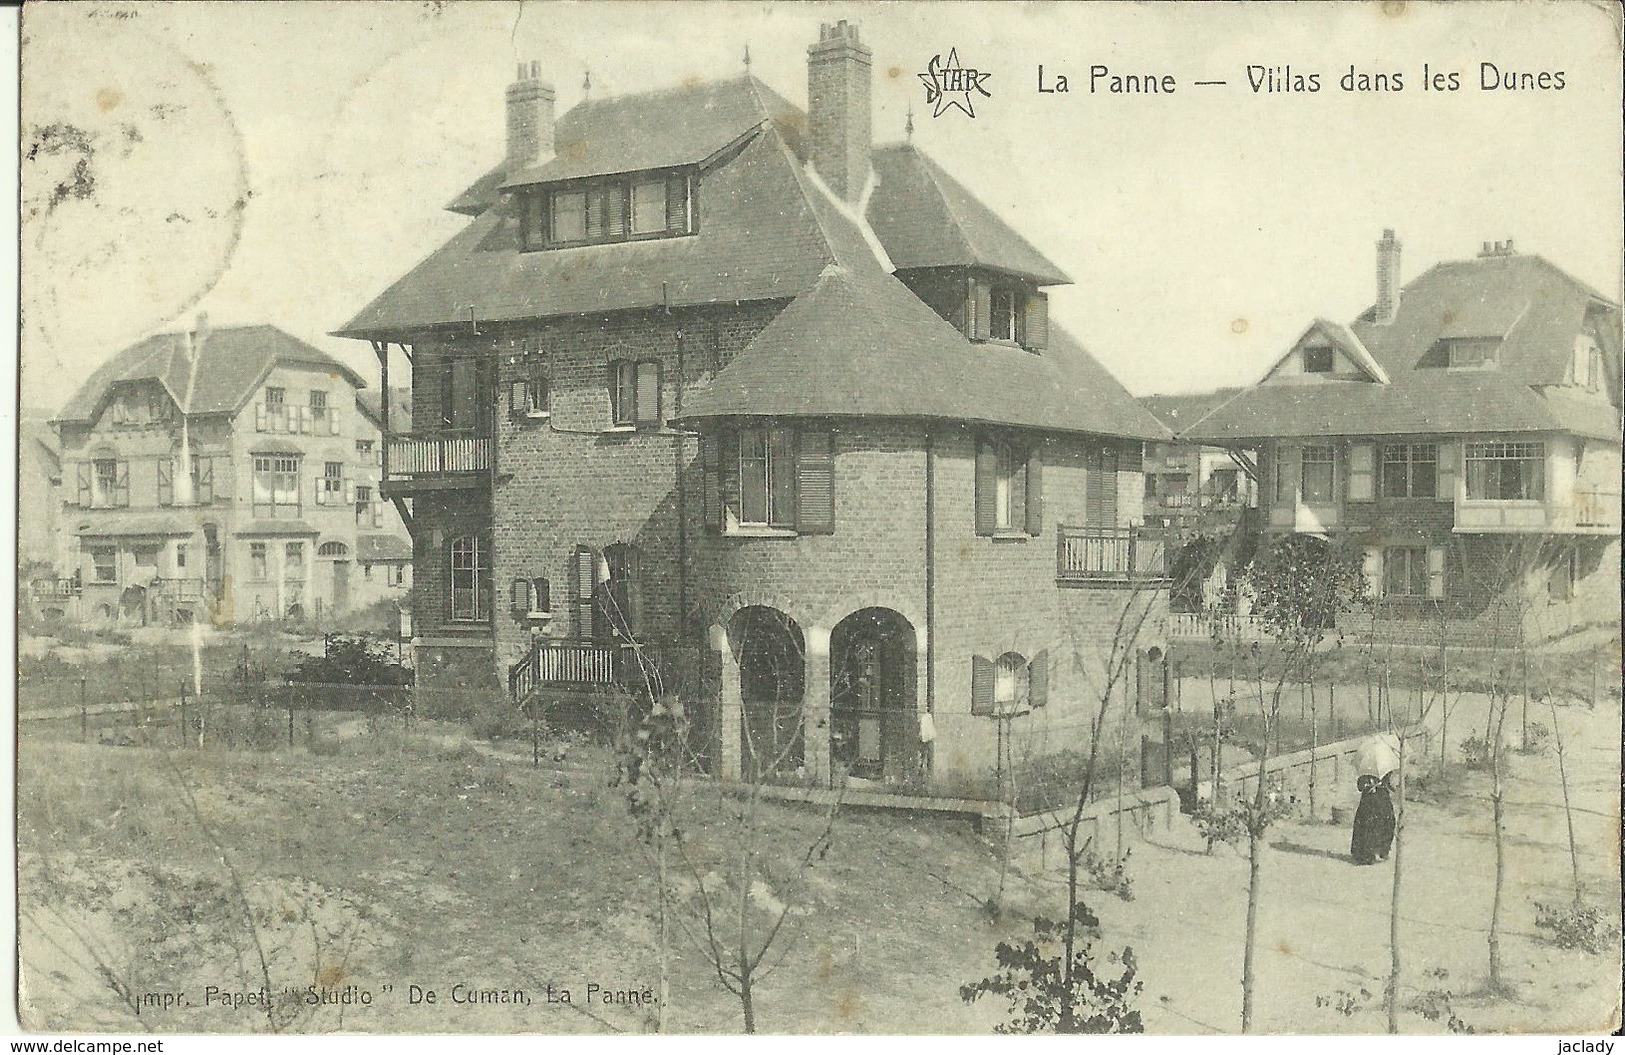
[
  {"left": 386, "top": 433, "right": 492, "bottom": 476},
  {"left": 509, "top": 640, "right": 622, "bottom": 701},
  {"left": 1056, "top": 527, "right": 1168, "bottom": 582},
  {"left": 1166, "top": 611, "right": 1271, "bottom": 642},
  {"left": 1573, "top": 489, "right": 1621, "bottom": 529}
]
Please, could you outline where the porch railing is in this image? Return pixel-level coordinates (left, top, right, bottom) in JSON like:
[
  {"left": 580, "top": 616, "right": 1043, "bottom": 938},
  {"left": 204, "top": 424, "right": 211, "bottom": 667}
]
[
  {"left": 31, "top": 577, "right": 82, "bottom": 599},
  {"left": 152, "top": 577, "right": 208, "bottom": 604},
  {"left": 509, "top": 638, "right": 624, "bottom": 701},
  {"left": 386, "top": 432, "right": 491, "bottom": 476},
  {"left": 1056, "top": 526, "right": 1170, "bottom": 583}
]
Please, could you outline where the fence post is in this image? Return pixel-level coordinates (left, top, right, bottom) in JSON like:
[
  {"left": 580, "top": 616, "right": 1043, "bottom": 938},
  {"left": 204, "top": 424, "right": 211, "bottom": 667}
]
[
  {"left": 80, "top": 677, "right": 88, "bottom": 742},
  {"left": 287, "top": 685, "right": 295, "bottom": 747},
  {"left": 179, "top": 680, "right": 187, "bottom": 747},
  {"left": 531, "top": 704, "right": 540, "bottom": 768}
]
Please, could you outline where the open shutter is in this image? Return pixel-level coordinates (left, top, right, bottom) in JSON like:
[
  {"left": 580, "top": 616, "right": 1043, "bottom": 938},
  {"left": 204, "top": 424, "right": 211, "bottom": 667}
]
[
  {"left": 636, "top": 361, "right": 662, "bottom": 427},
  {"left": 970, "top": 277, "right": 991, "bottom": 341},
  {"left": 699, "top": 433, "right": 722, "bottom": 533},
  {"left": 510, "top": 577, "right": 532, "bottom": 612},
  {"left": 157, "top": 461, "right": 173, "bottom": 506},
  {"left": 974, "top": 439, "right": 997, "bottom": 536},
  {"left": 1435, "top": 441, "right": 1457, "bottom": 503},
  {"left": 666, "top": 173, "right": 688, "bottom": 234},
  {"left": 970, "top": 655, "right": 995, "bottom": 716},
  {"left": 74, "top": 462, "right": 90, "bottom": 506},
  {"left": 573, "top": 546, "right": 597, "bottom": 637},
  {"left": 1098, "top": 448, "right": 1119, "bottom": 528},
  {"left": 115, "top": 462, "right": 130, "bottom": 507},
  {"left": 1085, "top": 450, "right": 1104, "bottom": 527},
  {"left": 1024, "top": 445, "right": 1044, "bottom": 536},
  {"left": 1120, "top": 440, "right": 1143, "bottom": 474},
  {"left": 796, "top": 431, "right": 836, "bottom": 535},
  {"left": 1023, "top": 292, "right": 1049, "bottom": 351},
  {"left": 1427, "top": 547, "right": 1446, "bottom": 599},
  {"left": 717, "top": 429, "right": 740, "bottom": 528},
  {"left": 509, "top": 379, "right": 527, "bottom": 415},
  {"left": 1028, "top": 650, "right": 1048, "bottom": 709},
  {"left": 1363, "top": 546, "right": 1383, "bottom": 599},
  {"left": 1349, "top": 443, "right": 1374, "bottom": 502}
]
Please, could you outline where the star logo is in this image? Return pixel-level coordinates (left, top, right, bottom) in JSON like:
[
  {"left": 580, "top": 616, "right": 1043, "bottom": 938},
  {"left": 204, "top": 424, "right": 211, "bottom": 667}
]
[{"left": 918, "top": 49, "right": 992, "bottom": 119}]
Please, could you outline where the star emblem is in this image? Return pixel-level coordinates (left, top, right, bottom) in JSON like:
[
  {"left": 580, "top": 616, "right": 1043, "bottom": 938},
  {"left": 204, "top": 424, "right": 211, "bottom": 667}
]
[{"left": 918, "top": 48, "right": 992, "bottom": 119}]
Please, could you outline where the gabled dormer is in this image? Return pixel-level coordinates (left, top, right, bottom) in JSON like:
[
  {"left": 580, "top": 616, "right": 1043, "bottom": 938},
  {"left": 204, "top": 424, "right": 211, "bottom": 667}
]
[{"left": 1259, "top": 319, "right": 1390, "bottom": 386}]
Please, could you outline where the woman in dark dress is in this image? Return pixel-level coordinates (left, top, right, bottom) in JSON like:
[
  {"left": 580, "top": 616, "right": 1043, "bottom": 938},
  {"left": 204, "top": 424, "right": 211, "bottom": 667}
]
[{"left": 1351, "top": 773, "right": 1396, "bottom": 865}]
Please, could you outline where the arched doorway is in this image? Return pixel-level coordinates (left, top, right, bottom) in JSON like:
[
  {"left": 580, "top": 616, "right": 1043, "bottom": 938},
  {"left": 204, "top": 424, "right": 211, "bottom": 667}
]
[
  {"left": 830, "top": 608, "right": 918, "bottom": 782},
  {"left": 730, "top": 606, "right": 805, "bottom": 779}
]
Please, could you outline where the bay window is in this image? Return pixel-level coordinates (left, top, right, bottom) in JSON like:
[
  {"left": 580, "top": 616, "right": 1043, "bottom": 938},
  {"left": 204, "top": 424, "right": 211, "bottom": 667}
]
[
  {"left": 252, "top": 455, "right": 301, "bottom": 518},
  {"left": 1465, "top": 441, "right": 1544, "bottom": 500}
]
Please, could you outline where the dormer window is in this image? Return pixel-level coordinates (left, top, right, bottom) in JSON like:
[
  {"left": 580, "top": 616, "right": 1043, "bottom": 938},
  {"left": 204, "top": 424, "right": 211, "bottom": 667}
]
[
  {"left": 1570, "top": 334, "right": 1604, "bottom": 392},
  {"left": 1446, "top": 338, "right": 1500, "bottom": 370},
  {"left": 965, "top": 274, "right": 1048, "bottom": 352},
  {"left": 524, "top": 171, "right": 694, "bottom": 251},
  {"left": 1302, "top": 345, "right": 1334, "bottom": 373},
  {"left": 990, "top": 288, "right": 1020, "bottom": 343}
]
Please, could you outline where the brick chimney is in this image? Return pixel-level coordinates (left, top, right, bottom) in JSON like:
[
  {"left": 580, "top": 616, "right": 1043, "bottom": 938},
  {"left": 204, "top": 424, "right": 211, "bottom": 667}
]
[
  {"left": 506, "top": 60, "right": 555, "bottom": 174},
  {"left": 807, "top": 20, "right": 873, "bottom": 201},
  {"left": 1478, "top": 238, "right": 1517, "bottom": 258},
  {"left": 1374, "top": 228, "right": 1402, "bottom": 324}
]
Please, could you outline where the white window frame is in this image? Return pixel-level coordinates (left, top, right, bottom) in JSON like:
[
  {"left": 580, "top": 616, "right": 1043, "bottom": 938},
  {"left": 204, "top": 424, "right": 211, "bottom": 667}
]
[
  {"left": 449, "top": 534, "right": 491, "bottom": 623},
  {"left": 1464, "top": 441, "right": 1545, "bottom": 502},
  {"left": 738, "top": 427, "right": 796, "bottom": 529},
  {"left": 1380, "top": 443, "right": 1438, "bottom": 499},
  {"left": 994, "top": 652, "right": 1029, "bottom": 711},
  {"left": 1300, "top": 445, "right": 1337, "bottom": 504}
]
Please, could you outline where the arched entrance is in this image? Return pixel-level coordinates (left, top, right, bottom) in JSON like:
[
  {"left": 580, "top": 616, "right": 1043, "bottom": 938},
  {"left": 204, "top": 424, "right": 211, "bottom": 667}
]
[
  {"left": 730, "top": 606, "right": 805, "bottom": 779},
  {"left": 830, "top": 607, "right": 918, "bottom": 782}
]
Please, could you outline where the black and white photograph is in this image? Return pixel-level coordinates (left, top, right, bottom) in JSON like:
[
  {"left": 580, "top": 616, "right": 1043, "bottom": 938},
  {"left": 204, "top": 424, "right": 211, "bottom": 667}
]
[{"left": 10, "top": 0, "right": 1623, "bottom": 1041}]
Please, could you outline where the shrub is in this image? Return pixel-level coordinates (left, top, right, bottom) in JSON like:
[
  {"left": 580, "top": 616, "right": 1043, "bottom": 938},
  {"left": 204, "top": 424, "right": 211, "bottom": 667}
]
[
  {"left": 960, "top": 906, "right": 1143, "bottom": 1033},
  {"left": 1533, "top": 901, "right": 1621, "bottom": 954},
  {"left": 1459, "top": 734, "right": 1493, "bottom": 771},
  {"left": 285, "top": 634, "right": 412, "bottom": 686},
  {"left": 1080, "top": 846, "right": 1134, "bottom": 901},
  {"left": 1515, "top": 721, "right": 1550, "bottom": 756},
  {"left": 1408, "top": 968, "right": 1474, "bottom": 1033}
]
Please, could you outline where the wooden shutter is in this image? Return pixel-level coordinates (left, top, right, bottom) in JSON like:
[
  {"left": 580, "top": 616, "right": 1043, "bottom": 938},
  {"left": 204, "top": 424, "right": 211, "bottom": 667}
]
[
  {"left": 1028, "top": 650, "right": 1048, "bottom": 708},
  {"left": 796, "top": 431, "right": 836, "bottom": 535},
  {"left": 74, "top": 462, "right": 90, "bottom": 506},
  {"left": 1085, "top": 449, "right": 1105, "bottom": 527},
  {"left": 1427, "top": 547, "right": 1446, "bottom": 599},
  {"left": 970, "top": 277, "right": 991, "bottom": 341},
  {"left": 533, "top": 577, "right": 551, "bottom": 613},
  {"left": 1120, "top": 441, "right": 1143, "bottom": 474},
  {"left": 584, "top": 186, "right": 606, "bottom": 241},
  {"left": 699, "top": 433, "right": 722, "bottom": 533},
  {"left": 509, "top": 379, "right": 527, "bottom": 415},
  {"left": 573, "top": 546, "right": 596, "bottom": 637},
  {"left": 510, "top": 577, "right": 532, "bottom": 611},
  {"left": 1099, "top": 448, "right": 1119, "bottom": 528},
  {"left": 717, "top": 428, "right": 740, "bottom": 528},
  {"left": 1023, "top": 292, "right": 1049, "bottom": 351},
  {"left": 666, "top": 174, "right": 689, "bottom": 234},
  {"left": 1349, "top": 443, "right": 1374, "bottom": 502},
  {"left": 115, "top": 462, "right": 130, "bottom": 507},
  {"left": 1435, "top": 441, "right": 1458, "bottom": 503},
  {"left": 1363, "top": 547, "right": 1383, "bottom": 599},
  {"left": 157, "top": 461, "right": 173, "bottom": 506},
  {"left": 605, "top": 184, "right": 627, "bottom": 240},
  {"left": 1024, "top": 445, "right": 1044, "bottom": 536},
  {"left": 970, "top": 655, "right": 995, "bottom": 716},
  {"left": 974, "top": 439, "right": 997, "bottom": 536},
  {"left": 636, "top": 361, "right": 662, "bottom": 427}
]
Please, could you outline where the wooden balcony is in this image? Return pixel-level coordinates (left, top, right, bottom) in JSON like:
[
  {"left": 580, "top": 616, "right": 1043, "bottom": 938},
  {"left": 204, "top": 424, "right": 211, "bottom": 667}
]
[
  {"left": 383, "top": 431, "right": 491, "bottom": 495},
  {"left": 31, "top": 576, "right": 83, "bottom": 600},
  {"left": 508, "top": 638, "right": 625, "bottom": 702},
  {"left": 1056, "top": 526, "right": 1171, "bottom": 586}
]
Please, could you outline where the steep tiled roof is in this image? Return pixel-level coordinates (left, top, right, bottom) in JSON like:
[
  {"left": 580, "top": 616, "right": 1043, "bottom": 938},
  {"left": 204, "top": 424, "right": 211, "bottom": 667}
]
[
  {"left": 677, "top": 264, "right": 1168, "bottom": 441},
  {"left": 867, "top": 144, "right": 1070, "bottom": 286},
  {"left": 1186, "top": 251, "right": 1621, "bottom": 444},
  {"left": 357, "top": 387, "right": 413, "bottom": 430},
  {"left": 337, "top": 128, "right": 864, "bottom": 336},
  {"left": 55, "top": 325, "right": 365, "bottom": 425},
  {"left": 357, "top": 534, "right": 412, "bottom": 562}
]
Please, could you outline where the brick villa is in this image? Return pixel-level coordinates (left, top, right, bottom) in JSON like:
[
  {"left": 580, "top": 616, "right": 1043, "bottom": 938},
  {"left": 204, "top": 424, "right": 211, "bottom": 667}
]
[
  {"left": 336, "top": 23, "right": 1174, "bottom": 790},
  {"left": 1184, "top": 232, "right": 1622, "bottom": 645}
]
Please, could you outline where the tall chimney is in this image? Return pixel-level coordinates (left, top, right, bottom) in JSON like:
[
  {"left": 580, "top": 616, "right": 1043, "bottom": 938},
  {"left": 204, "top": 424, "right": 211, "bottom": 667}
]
[
  {"left": 1374, "top": 228, "right": 1402, "bottom": 324},
  {"left": 506, "top": 60, "right": 555, "bottom": 175},
  {"left": 807, "top": 21, "right": 873, "bottom": 201}
]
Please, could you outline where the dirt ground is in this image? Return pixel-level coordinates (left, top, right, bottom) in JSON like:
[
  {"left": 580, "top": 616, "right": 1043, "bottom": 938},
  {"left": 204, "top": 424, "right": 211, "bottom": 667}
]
[{"left": 14, "top": 692, "right": 1622, "bottom": 1035}]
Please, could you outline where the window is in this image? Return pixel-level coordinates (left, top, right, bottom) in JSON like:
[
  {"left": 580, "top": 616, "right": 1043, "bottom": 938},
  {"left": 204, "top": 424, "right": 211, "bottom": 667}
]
[
  {"left": 739, "top": 428, "right": 796, "bottom": 528},
  {"left": 90, "top": 548, "right": 117, "bottom": 584},
  {"left": 449, "top": 534, "right": 491, "bottom": 622},
  {"left": 93, "top": 458, "right": 125, "bottom": 508},
  {"left": 1383, "top": 547, "right": 1428, "bottom": 598},
  {"left": 994, "top": 652, "right": 1029, "bottom": 709},
  {"left": 252, "top": 455, "right": 301, "bottom": 517},
  {"left": 175, "top": 542, "right": 187, "bottom": 571},
  {"left": 265, "top": 387, "right": 285, "bottom": 408},
  {"left": 394, "top": 564, "right": 406, "bottom": 586},
  {"left": 439, "top": 357, "right": 487, "bottom": 431},
  {"left": 285, "top": 542, "right": 306, "bottom": 579},
  {"left": 510, "top": 353, "right": 550, "bottom": 418},
  {"left": 990, "top": 288, "right": 1020, "bottom": 342},
  {"left": 356, "top": 439, "right": 375, "bottom": 460},
  {"left": 1465, "top": 441, "right": 1545, "bottom": 500},
  {"left": 976, "top": 437, "right": 1043, "bottom": 537},
  {"left": 1380, "top": 444, "right": 1437, "bottom": 499},
  {"left": 1300, "top": 445, "right": 1336, "bottom": 503},
  {"left": 608, "top": 360, "right": 660, "bottom": 428},
  {"left": 319, "top": 461, "right": 345, "bottom": 503},
  {"left": 993, "top": 443, "right": 1015, "bottom": 530},
  {"left": 1446, "top": 339, "right": 1500, "bottom": 369},
  {"left": 354, "top": 484, "right": 379, "bottom": 528},
  {"left": 531, "top": 173, "right": 693, "bottom": 249},
  {"left": 1302, "top": 345, "right": 1334, "bottom": 373},
  {"left": 603, "top": 545, "right": 640, "bottom": 639},
  {"left": 249, "top": 542, "right": 268, "bottom": 580}
]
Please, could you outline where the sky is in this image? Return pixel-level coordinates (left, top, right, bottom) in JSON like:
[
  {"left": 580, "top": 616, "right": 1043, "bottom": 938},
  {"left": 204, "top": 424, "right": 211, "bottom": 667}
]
[{"left": 18, "top": 0, "right": 1624, "bottom": 415}]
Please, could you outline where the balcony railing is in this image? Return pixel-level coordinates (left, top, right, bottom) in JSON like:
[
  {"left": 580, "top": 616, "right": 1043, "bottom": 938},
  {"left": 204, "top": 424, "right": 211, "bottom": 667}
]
[
  {"left": 31, "top": 577, "right": 82, "bottom": 599},
  {"left": 509, "top": 638, "right": 624, "bottom": 701},
  {"left": 386, "top": 432, "right": 492, "bottom": 477},
  {"left": 1573, "top": 488, "right": 1621, "bottom": 529},
  {"left": 1056, "top": 526, "right": 1170, "bottom": 583}
]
